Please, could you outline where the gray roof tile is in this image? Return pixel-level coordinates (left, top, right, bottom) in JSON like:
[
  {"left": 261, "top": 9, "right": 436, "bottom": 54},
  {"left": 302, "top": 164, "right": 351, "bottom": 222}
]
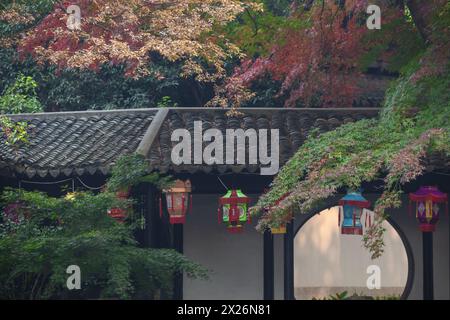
[
  {"left": 0, "top": 110, "right": 157, "bottom": 178},
  {"left": 1, "top": 108, "right": 384, "bottom": 178}
]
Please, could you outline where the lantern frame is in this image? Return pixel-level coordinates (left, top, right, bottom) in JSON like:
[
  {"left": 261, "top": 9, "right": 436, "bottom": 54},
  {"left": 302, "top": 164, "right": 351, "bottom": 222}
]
[
  {"left": 108, "top": 207, "right": 127, "bottom": 222},
  {"left": 262, "top": 192, "right": 292, "bottom": 235},
  {"left": 270, "top": 226, "right": 287, "bottom": 234},
  {"left": 338, "top": 191, "right": 371, "bottom": 236},
  {"left": 409, "top": 186, "right": 448, "bottom": 232},
  {"left": 218, "top": 189, "right": 251, "bottom": 233},
  {"left": 107, "top": 189, "right": 130, "bottom": 223},
  {"left": 162, "top": 179, "right": 192, "bottom": 224}
]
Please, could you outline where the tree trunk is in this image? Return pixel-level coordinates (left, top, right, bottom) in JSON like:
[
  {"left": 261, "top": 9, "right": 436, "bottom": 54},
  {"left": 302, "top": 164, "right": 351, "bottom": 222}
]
[
  {"left": 406, "top": 0, "right": 447, "bottom": 44},
  {"left": 305, "top": 0, "right": 446, "bottom": 45}
]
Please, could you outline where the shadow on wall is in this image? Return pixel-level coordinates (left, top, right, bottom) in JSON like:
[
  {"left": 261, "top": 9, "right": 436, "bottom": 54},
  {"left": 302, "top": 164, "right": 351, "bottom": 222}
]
[{"left": 294, "top": 207, "right": 409, "bottom": 300}]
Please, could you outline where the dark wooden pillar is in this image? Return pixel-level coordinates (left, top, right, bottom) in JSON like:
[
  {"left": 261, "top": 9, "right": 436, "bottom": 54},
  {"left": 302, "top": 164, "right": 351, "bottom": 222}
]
[
  {"left": 263, "top": 230, "right": 274, "bottom": 300},
  {"left": 284, "top": 221, "right": 294, "bottom": 300},
  {"left": 422, "top": 232, "right": 434, "bottom": 300},
  {"left": 173, "top": 224, "right": 184, "bottom": 300},
  {"left": 146, "top": 185, "right": 160, "bottom": 248},
  {"left": 134, "top": 183, "right": 158, "bottom": 248}
]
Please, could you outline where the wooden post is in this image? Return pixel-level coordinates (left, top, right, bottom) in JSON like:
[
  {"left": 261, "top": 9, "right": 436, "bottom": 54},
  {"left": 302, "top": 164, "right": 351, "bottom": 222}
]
[
  {"left": 422, "top": 231, "right": 434, "bottom": 300},
  {"left": 134, "top": 183, "right": 157, "bottom": 248},
  {"left": 284, "top": 221, "right": 294, "bottom": 300},
  {"left": 146, "top": 185, "right": 159, "bottom": 248},
  {"left": 263, "top": 230, "right": 274, "bottom": 300},
  {"left": 173, "top": 224, "right": 184, "bottom": 300}
]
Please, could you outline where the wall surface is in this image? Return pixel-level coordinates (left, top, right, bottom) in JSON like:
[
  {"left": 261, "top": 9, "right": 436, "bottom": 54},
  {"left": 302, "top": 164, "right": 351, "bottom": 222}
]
[
  {"left": 183, "top": 194, "right": 284, "bottom": 300},
  {"left": 293, "top": 194, "right": 450, "bottom": 300},
  {"left": 294, "top": 207, "right": 408, "bottom": 299},
  {"left": 183, "top": 193, "right": 449, "bottom": 300}
]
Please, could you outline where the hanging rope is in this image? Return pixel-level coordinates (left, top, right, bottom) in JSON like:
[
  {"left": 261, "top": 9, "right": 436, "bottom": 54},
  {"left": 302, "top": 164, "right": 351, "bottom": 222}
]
[
  {"left": 76, "top": 177, "right": 105, "bottom": 190},
  {"left": 18, "top": 177, "right": 104, "bottom": 192},
  {"left": 19, "top": 178, "right": 73, "bottom": 185},
  {"left": 217, "top": 176, "right": 228, "bottom": 191}
]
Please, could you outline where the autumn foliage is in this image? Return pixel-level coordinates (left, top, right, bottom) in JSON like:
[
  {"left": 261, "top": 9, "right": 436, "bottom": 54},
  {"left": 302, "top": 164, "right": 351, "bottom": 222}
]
[
  {"left": 251, "top": 0, "right": 450, "bottom": 258},
  {"left": 18, "top": 0, "right": 261, "bottom": 79},
  {"left": 215, "top": 0, "right": 406, "bottom": 108}
]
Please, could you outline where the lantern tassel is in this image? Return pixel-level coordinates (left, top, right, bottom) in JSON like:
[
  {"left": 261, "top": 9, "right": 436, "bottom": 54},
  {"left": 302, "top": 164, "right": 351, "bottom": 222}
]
[
  {"left": 365, "top": 210, "right": 368, "bottom": 229},
  {"left": 159, "top": 196, "right": 162, "bottom": 218},
  {"left": 189, "top": 194, "right": 193, "bottom": 214},
  {"left": 338, "top": 206, "right": 341, "bottom": 227}
]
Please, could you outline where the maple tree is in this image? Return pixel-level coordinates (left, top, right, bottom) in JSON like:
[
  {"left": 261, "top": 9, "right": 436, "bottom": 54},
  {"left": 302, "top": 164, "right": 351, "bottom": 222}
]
[
  {"left": 252, "top": 0, "right": 450, "bottom": 258},
  {"left": 213, "top": 0, "right": 415, "bottom": 109},
  {"left": 0, "top": 0, "right": 56, "bottom": 47},
  {"left": 17, "top": 0, "right": 261, "bottom": 81}
]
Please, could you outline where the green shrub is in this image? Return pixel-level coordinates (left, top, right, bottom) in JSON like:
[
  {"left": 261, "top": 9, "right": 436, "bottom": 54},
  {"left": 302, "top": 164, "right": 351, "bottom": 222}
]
[{"left": 0, "top": 189, "right": 207, "bottom": 299}]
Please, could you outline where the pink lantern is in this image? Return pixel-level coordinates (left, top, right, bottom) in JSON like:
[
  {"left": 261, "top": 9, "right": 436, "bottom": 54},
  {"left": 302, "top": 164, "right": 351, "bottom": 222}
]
[{"left": 409, "top": 186, "right": 448, "bottom": 232}]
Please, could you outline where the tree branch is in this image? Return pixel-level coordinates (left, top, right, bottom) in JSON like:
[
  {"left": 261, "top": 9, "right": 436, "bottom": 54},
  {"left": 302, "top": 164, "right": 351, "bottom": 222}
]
[{"left": 406, "top": 0, "right": 447, "bottom": 44}]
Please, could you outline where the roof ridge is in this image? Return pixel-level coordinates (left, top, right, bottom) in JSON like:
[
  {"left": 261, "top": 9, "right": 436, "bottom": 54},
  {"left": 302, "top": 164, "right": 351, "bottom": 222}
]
[
  {"left": 4, "top": 108, "right": 159, "bottom": 120},
  {"left": 4, "top": 107, "right": 381, "bottom": 119},
  {"left": 136, "top": 108, "right": 170, "bottom": 157}
]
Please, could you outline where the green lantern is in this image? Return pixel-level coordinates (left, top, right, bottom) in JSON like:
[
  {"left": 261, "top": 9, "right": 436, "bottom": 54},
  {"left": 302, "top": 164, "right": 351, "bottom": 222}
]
[{"left": 218, "top": 189, "right": 251, "bottom": 233}]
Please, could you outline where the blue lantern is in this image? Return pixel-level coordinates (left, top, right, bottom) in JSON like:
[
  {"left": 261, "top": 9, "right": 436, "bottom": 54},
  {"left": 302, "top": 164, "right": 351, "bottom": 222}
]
[{"left": 338, "top": 191, "right": 371, "bottom": 235}]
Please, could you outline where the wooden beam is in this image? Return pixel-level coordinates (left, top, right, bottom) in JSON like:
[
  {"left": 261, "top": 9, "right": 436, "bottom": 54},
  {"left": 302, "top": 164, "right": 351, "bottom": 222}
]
[
  {"left": 173, "top": 224, "right": 184, "bottom": 300},
  {"left": 263, "top": 230, "right": 274, "bottom": 300},
  {"left": 422, "top": 232, "right": 434, "bottom": 300},
  {"left": 284, "top": 221, "right": 294, "bottom": 300},
  {"left": 136, "top": 108, "right": 169, "bottom": 157}
]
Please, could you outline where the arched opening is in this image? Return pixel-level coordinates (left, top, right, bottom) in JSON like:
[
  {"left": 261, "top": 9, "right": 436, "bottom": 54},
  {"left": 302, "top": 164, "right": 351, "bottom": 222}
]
[{"left": 294, "top": 207, "right": 413, "bottom": 300}]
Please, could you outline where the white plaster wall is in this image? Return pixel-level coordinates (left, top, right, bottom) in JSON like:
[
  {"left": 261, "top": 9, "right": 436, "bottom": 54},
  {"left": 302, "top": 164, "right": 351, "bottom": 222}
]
[
  {"left": 183, "top": 194, "right": 284, "bottom": 300},
  {"left": 293, "top": 194, "right": 450, "bottom": 300},
  {"left": 183, "top": 194, "right": 449, "bottom": 300},
  {"left": 294, "top": 207, "right": 408, "bottom": 298}
]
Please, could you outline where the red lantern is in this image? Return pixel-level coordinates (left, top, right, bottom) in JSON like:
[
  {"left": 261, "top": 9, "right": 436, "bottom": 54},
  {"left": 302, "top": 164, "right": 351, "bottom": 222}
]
[
  {"left": 218, "top": 189, "right": 251, "bottom": 233},
  {"left": 107, "top": 207, "right": 127, "bottom": 222},
  {"left": 161, "top": 180, "right": 192, "bottom": 224},
  {"left": 409, "top": 186, "right": 448, "bottom": 232},
  {"left": 107, "top": 189, "right": 130, "bottom": 223}
]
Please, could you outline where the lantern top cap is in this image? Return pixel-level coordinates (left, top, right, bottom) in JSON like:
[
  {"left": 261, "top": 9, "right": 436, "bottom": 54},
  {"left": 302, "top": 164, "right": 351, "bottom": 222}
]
[
  {"left": 219, "top": 189, "right": 251, "bottom": 204},
  {"left": 409, "top": 186, "right": 447, "bottom": 202},
  {"left": 339, "top": 191, "right": 371, "bottom": 208},
  {"left": 221, "top": 189, "right": 247, "bottom": 198},
  {"left": 164, "top": 179, "right": 192, "bottom": 193}
]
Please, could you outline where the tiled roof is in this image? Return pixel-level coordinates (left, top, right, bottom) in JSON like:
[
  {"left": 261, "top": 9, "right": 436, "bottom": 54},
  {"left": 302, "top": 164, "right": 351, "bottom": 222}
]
[
  {"left": 0, "top": 110, "right": 156, "bottom": 178},
  {"left": 0, "top": 108, "right": 381, "bottom": 178},
  {"left": 148, "top": 108, "right": 379, "bottom": 174}
]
